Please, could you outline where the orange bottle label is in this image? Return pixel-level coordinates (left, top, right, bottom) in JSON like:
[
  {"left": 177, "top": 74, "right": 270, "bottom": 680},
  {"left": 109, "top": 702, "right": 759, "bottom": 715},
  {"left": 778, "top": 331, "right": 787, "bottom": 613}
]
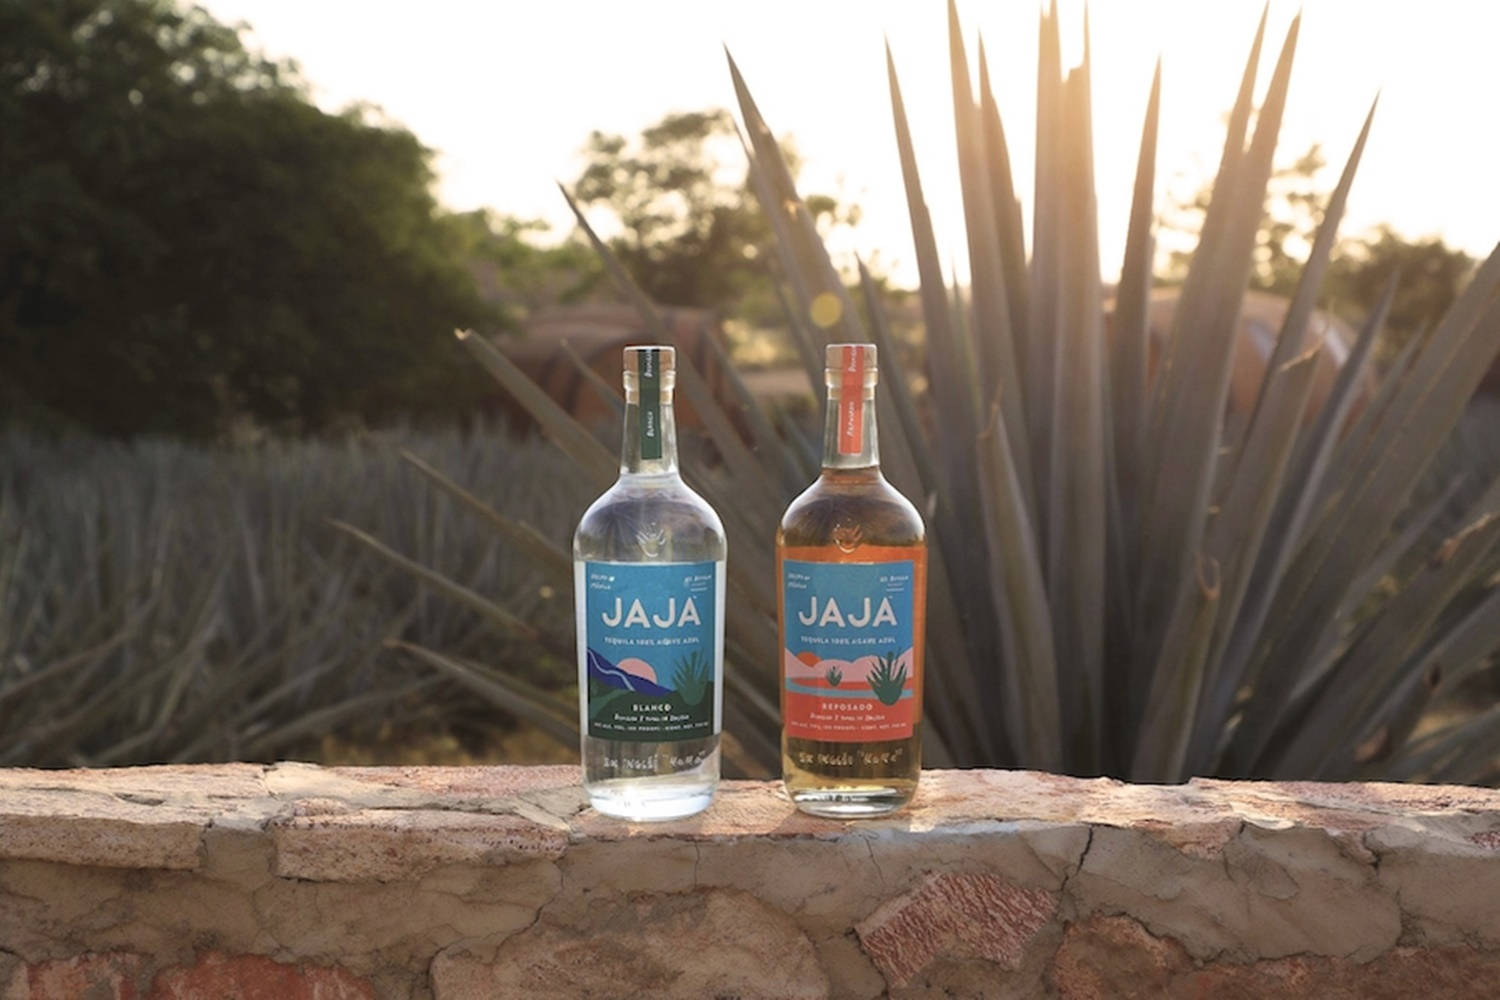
[{"left": 778, "top": 544, "right": 926, "bottom": 743}]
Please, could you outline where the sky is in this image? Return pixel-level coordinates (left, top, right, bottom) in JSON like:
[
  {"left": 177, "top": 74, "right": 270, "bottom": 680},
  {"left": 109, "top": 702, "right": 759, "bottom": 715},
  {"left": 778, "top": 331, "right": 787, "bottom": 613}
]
[{"left": 200, "top": 0, "right": 1499, "bottom": 286}]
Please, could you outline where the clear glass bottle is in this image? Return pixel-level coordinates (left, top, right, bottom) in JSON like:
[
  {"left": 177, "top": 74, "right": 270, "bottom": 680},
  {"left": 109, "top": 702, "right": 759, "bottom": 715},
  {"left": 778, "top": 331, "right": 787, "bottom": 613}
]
[
  {"left": 574, "top": 346, "right": 725, "bottom": 821},
  {"left": 777, "top": 343, "right": 927, "bottom": 817}
]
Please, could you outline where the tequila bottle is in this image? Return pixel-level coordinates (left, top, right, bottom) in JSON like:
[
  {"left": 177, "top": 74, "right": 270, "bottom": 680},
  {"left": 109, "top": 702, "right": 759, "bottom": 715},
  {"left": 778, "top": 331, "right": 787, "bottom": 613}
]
[
  {"left": 574, "top": 346, "right": 726, "bottom": 821},
  {"left": 777, "top": 343, "right": 927, "bottom": 817}
]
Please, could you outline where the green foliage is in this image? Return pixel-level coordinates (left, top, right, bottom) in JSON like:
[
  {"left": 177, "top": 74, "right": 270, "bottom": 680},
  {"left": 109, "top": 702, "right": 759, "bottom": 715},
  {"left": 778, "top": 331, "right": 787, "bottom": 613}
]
[
  {"left": 867, "top": 651, "right": 908, "bottom": 707},
  {"left": 671, "top": 650, "right": 712, "bottom": 707},
  {"left": 1164, "top": 143, "right": 1327, "bottom": 295},
  {"left": 380, "top": 5, "right": 1500, "bottom": 784},
  {"left": 0, "top": 424, "right": 585, "bottom": 766},
  {"left": 1164, "top": 144, "right": 1477, "bottom": 354},
  {"left": 572, "top": 109, "right": 858, "bottom": 323},
  {"left": 0, "top": 0, "right": 500, "bottom": 437},
  {"left": 450, "top": 211, "right": 603, "bottom": 330},
  {"left": 824, "top": 664, "right": 843, "bottom": 688},
  {"left": 1326, "top": 225, "right": 1477, "bottom": 353}
]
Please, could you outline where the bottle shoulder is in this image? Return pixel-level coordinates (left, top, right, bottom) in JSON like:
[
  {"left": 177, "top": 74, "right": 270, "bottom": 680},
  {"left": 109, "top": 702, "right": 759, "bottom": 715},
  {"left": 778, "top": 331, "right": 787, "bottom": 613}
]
[
  {"left": 575, "top": 474, "right": 726, "bottom": 562},
  {"left": 779, "top": 471, "right": 925, "bottom": 549}
]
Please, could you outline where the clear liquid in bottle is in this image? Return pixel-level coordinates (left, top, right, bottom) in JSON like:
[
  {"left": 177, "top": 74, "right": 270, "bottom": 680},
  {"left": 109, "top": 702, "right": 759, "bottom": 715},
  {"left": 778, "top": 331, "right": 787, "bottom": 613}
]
[{"left": 574, "top": 346, "right": 725, "bottom": 821}]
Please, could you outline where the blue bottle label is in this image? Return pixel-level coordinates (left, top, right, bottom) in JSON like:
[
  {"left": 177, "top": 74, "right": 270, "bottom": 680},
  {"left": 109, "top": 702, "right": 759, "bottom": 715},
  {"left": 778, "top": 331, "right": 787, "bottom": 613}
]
[
  {"left": 781, "top": 557, "right": 919, "bottom": 742},
  {"left": 581, "top": 560, "right": 720, "bottom": 741}
]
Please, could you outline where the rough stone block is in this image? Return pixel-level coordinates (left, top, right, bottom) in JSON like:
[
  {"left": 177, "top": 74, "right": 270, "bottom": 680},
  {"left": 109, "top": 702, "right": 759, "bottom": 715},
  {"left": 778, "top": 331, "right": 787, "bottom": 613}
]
[
  {"left": 0, "top": 765, "right": 273, "bottom": 870},
  {"left": 2, "top": 766, "right": 1499, "bottom": 998},
  {"left": 856, "top": 871, "right": 1056, "bottom": 986},
  {"left": 269, "top": 808, "right": 567, "bottom": 882},
  {"left": 1053, "top": 914, "right": 1500, "bottom": 999},
  {"left": 431, "top": 888, "right": 827, "bottom": 1000},
  {"left": 3, "top": 952, "right": 146, "bottom": 1000},
  {"left": 148, "top": 952, "right": 373, "bottom": 999}
]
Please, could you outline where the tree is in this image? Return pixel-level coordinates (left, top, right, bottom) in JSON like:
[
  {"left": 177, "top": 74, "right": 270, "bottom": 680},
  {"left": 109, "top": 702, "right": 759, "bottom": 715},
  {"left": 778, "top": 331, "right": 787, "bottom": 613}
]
[
  {"left": 1162, "top": 142, "right": 1476, "bottom": 354},
  {"left": 0, "top": 0, "right": 501, "bottom": 437},
  {"left": 1163, "top": 143, "right": 1326, "bottom": 295},
  {"left": 1326, "top": 225, "right": 1475, "bottom": 351},
  {"left": 452, "top": 211, "right": 603, "bottom": 329},
  {"left": 571, "top": 109, "right": 859, "bottom": 317}
]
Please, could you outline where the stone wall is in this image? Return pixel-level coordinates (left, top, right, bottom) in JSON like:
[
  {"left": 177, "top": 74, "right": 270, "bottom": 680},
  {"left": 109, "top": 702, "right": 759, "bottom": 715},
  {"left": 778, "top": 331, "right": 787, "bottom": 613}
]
[{"left": 2, "top": 765, "right": 1499, "bottom": 998}]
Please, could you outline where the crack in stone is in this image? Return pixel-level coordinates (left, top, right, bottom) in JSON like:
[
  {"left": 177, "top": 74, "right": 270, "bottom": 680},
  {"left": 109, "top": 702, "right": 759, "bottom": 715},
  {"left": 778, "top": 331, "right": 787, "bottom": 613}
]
[
  {"left": 862, "top": 836, "right": 888, "bottom": 888},
  {"left": 1360, "top": 829, "right": 1411, "bottom": 943},
  {"left": 1222, "top": 820, "right": 1245, "bottom": 885},
  {"left": 249, "top": 883, "right": 291, "bottom": 955},
  {"left": 289, "top": 800, "right": 533, "bottom": 817},
  {"left": 1363, "top": 830, "right": 1384, "bottom": 875},
  {"left": 8, "top": 785, "right": 135, "bottom": 798},
  {"left": 507, "top": 882, "right": 554, "bottom": 947},
  {"left": 1017, "top": 829, "right": 1064, "bottom": 890},
  {"left": 1122, "top": 909, "right": 1369, "bottom": 967},
  {"left": 514, "top": 790, "right": 590, "bottom": 826},
  {"left": 1059, "top": 826, "right": 1094, "bottom": 901},
  {"left": 112, "top": 792, "right": 165, "bottom": 806},
  {"left": 505, "top": 802, "right": 574, "bottom": 833}
]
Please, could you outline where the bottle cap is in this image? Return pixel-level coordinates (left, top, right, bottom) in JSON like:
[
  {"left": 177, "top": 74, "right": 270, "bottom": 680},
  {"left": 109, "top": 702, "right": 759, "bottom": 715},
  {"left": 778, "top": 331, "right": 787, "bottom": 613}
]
[
  {"left": 825, "top": 343, "right": 876, "bottom": 370},
  {"left": 624, "top": 345, "right": 676, "bottom": 374}
]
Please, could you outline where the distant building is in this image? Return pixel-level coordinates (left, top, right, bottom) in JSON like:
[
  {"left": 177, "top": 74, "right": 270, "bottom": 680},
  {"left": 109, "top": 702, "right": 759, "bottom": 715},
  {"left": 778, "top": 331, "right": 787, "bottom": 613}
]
[
  {"left": 1120, "top": 287, "right": 1374, "bottom": 424},
  {"left": 497, "top": 304, "right": 740, "bottom": 432},
  {"left": 502, "top": 291, "right": 1378, "bottom": 438}
]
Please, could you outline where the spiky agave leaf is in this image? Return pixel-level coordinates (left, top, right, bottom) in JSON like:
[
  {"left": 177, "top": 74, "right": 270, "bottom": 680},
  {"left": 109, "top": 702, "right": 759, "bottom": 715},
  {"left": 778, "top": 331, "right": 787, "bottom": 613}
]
[
  {"left": 1224, "top": 247, "right": 1500, "bottom": 776},
  {"left": 389, "top": 5, "right": 1500, "bottom": 784},
  {"left": 884, "top": 36, "right": 1008, "bottom": 759},
  {"left": 729, "top": 5, "right": 1500, "bottom": 781},
  {"left": 2, "top": 425, "right": 580, "bottom": 768}
]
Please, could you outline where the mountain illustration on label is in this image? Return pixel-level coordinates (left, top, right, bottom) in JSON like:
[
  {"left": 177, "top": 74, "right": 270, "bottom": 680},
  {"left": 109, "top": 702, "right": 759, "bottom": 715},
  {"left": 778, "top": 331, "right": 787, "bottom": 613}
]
[
  {"left": 586, "top": 648, "right": 672, "bottom": 697},
  {"left": 783, "top": 647, "right": 915, "bottom": 694}
]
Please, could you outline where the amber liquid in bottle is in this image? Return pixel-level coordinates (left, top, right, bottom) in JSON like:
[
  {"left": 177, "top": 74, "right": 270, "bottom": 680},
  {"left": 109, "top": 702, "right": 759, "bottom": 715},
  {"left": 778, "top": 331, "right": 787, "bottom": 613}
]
[{"left": 778, "top": 343, "right": 926, "bottom": 817}]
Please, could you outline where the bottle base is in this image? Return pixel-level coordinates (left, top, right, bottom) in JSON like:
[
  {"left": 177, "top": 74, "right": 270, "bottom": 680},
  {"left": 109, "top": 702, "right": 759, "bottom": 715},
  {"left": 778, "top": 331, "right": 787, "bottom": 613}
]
[
  {"left": 586, "top": 777, "right": 716, "bottom": 822},
  {"left": 787, "top": 784, "right": 914, "bottom": 818}
]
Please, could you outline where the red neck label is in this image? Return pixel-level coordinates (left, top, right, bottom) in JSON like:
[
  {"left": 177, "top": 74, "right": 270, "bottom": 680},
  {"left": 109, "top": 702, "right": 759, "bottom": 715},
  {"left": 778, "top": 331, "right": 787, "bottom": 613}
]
[{"left": 838, "top": 345, "right": 864, "bottom": 456}]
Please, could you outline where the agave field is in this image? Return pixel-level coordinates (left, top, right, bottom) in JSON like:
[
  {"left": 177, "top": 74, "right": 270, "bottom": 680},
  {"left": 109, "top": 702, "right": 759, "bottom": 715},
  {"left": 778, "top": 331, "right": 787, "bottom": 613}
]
[
  {"left": 8, "top": 3, "right": 1499, "bottom": 784},
  {"left": 360, "top": 2, "right": 1500, "bottom": 784},
  {"left": 0, "top": 425, "right": 586, "bottom": 767}
]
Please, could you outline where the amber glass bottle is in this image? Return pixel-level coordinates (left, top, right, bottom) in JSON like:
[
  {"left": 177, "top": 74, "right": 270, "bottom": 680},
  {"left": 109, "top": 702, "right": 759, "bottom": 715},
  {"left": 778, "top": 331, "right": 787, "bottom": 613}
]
[{"left": 777, "top": 343, "right": 927, "bottom": 817}]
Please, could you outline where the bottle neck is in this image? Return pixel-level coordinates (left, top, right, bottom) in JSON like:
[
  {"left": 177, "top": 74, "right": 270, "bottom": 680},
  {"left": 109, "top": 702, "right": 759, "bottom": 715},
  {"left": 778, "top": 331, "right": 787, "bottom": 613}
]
[
  {"left": 822, "top": 384, "right": 879, "bottom": 470},
  {"left": 621, "top": 386, "right": 679, "bottom": 477}
]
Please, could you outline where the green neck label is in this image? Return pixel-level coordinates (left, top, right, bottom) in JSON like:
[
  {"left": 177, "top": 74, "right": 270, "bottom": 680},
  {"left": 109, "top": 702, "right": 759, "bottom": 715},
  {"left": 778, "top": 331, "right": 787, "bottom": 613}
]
[{"left": 639, "top": 348, "right": 662, "bottom": 460}]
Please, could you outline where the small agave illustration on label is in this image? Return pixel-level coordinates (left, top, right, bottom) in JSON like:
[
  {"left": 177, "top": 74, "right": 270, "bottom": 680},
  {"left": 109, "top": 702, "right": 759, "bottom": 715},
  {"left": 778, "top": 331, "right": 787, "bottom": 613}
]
[
  {"left": 867, "top": 650, "right": 908, "bottom": 706},
  {"left": 671, "top": 650, "right": 712, "bottom": 707}
]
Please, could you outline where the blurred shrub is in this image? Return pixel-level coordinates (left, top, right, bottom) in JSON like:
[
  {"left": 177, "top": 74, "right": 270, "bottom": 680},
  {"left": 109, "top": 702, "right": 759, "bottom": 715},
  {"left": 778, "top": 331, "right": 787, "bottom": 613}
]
[{"left": 0, "top": 0, "right": 500, "bottom": 437}]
